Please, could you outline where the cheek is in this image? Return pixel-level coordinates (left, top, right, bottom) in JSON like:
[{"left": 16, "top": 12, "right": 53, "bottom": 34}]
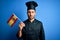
[
  {"left": 27, "top": 13, "right": 30, "bottom": 17},
  {"left": 32, "top": 13, "right": 36, "bottom": 16},
  {"left": 28, "top": 13, "right": 30, "bottom": 15}
]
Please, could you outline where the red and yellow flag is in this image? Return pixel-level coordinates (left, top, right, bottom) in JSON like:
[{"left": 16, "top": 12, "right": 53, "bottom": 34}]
[{"left": 7, "top": 14, "right": 18, "bottom": 27}]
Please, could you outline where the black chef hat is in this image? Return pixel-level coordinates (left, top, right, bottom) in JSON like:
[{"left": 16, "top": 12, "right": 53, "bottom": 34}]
[{"left": 26, "top": 1, "right": 38, "bottom": 10}]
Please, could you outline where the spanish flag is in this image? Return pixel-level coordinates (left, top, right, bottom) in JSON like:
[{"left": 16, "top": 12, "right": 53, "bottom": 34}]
[{"left": 7, "top": 14, "right": 18, "bottom": 27}]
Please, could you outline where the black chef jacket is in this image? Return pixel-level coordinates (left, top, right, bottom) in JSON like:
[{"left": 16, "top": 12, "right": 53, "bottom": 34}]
[{"left": 17, "top": 19, "right": 45, "bottom": 40}]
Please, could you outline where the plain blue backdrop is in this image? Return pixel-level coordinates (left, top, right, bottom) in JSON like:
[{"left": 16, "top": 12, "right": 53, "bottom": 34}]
[{"left": 0, "top": 0, "right": 60, "bottom": 40}]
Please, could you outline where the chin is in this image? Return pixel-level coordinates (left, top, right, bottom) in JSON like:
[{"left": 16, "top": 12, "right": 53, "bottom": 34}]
[{"left": 29, "top": 18, "right": 34, "bottom": 20}]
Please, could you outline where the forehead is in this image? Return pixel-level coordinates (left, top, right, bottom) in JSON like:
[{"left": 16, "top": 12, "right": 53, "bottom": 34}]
[{"left": 28, "top": 9, "right": 35, "bottom": 12}]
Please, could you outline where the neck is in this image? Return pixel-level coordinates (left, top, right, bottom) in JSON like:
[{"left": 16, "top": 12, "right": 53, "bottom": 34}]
[{"left": 29, "top": 18, "right": 34, "bottom": 22}]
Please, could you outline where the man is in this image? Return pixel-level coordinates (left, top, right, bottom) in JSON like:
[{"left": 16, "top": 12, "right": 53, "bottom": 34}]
[{"left": 17, "top": 1, "right": 45, "bottom": 40}]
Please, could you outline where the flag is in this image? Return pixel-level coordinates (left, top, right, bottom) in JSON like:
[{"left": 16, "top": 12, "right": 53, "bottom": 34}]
[{"left": 7, "top": 14, "right": 18, "bottom": 27}]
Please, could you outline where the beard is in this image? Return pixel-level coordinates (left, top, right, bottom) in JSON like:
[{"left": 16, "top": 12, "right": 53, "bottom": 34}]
[{"left": 28, "top": 16, "right": 34, "bottom": 20}]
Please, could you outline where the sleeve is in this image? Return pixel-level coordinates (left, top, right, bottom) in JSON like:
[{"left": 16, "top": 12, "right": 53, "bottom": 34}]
[{"left": 40, "top": 22, "right": 45, "bottom": 40}]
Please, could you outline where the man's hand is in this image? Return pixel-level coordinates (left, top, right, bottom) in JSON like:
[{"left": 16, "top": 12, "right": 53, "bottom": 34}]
[
  {"left": 19, "top": 22, "right": 25, "bottom": 31},
  {"left": 18, "top": 22, "right": 25, "bottom": 37}
]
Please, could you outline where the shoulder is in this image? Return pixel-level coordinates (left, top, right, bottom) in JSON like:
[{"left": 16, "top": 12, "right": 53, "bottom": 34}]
[
  {"left": 35, "top": 19, "right": 43, "bottom": 24},
  {"left": 23, "top": 19, "right": 28, "bottom": 23},
  {"left": 35, "top": 19, "right": 43, "bottom": 28}
]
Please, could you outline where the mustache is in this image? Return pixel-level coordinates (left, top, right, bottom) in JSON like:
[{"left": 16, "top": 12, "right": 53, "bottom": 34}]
[{"left": 29, "top": 15, "right": 33, "bottom": 16}]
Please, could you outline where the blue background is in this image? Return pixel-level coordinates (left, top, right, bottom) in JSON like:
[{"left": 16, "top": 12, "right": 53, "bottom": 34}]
[{"left": 0, "top": 0, "right": 60, "bottom": 40}]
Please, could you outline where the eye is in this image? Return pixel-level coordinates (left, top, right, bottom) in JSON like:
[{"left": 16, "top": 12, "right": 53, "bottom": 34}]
[
  {"left": 28, "top": 11, "right": 31, "bottom": 13},
  {"left": 32, "top": 11, "right": 34, "bottom": 13}
]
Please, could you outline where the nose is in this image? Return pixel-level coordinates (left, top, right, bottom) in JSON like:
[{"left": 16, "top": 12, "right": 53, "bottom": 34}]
[{"left": 30, "top": 12, "right": 32, "bottom": 15}]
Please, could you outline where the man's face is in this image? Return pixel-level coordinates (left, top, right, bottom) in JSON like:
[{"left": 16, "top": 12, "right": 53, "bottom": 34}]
[{"left": 27, "top": 9, "right": 36, "bottom": 20}]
